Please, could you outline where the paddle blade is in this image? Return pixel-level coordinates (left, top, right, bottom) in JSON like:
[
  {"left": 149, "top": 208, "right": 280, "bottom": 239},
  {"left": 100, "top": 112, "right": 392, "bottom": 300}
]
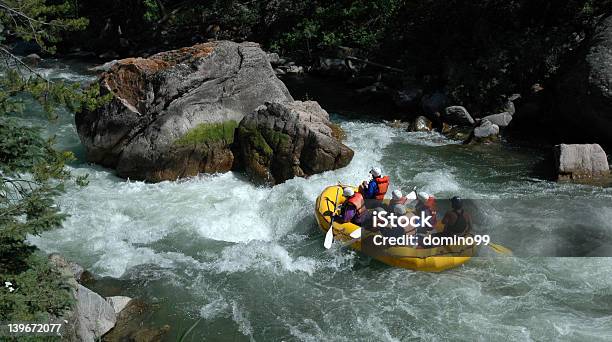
[
  {"left": 349, "top": 228, "right": 362, "bottom": 239},
  {"left": 488, "top": 243, "right": 513, "bottom": 255},
  {"left": 324, "top": 225, "right": 334, "bottom": 249}
]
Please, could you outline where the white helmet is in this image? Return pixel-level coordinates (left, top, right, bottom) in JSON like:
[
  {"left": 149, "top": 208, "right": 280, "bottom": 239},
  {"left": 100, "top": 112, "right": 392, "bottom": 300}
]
[
  {"left": 370, "top": 167, "right": 382, "bottom": 178},
  {"left": 417, "top": 191, "right": 430, "bottom": 202},
  {"left": 392, "top": 190, "right": 403, "bottom": 200},
  {"left": 343, "top": 187, "right": 355, "bottom": 197}
]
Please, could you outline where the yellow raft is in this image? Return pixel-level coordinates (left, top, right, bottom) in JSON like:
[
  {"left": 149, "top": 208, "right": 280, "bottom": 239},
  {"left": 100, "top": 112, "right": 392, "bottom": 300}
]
[{"left": 315, "top": 185, "right": 476, "bottom": 272}]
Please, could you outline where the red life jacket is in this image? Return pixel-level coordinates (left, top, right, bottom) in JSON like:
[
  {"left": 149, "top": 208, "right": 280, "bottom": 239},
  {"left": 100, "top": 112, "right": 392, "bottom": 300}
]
[
  {"left": 347, "top": 192, "right": 367, "bottom": 218},
  {"left": 374, "top": 176, "right": 390, "bottom": 200}
]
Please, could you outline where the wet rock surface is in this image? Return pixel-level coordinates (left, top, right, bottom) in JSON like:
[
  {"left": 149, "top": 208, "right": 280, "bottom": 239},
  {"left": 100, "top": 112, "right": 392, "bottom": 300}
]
[{"left": 76, "top": 41, "right": 292, "bottom": 182}]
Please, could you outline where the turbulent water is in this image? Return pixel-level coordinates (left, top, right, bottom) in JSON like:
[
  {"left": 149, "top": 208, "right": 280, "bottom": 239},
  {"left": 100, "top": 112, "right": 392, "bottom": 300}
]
[{"left": 25, "top": 60, "right": 612, "bottom": 341}]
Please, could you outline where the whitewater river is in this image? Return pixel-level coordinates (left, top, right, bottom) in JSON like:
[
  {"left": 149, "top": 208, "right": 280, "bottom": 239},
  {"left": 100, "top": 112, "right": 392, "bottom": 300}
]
[{"left": 26, "top": 60, "right": 612, "bottom": 341}]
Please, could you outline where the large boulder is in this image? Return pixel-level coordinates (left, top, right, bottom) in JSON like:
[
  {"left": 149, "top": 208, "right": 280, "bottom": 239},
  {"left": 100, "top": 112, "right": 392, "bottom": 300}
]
[
  {"left": 76, "top": 41, "right": 292, "bottom": 182},
  {"left": 554, "top": 144, "right": 610, "bottom": 181},
  {"left": 443, "top": 106, "right": 475, "bottom": 126},
  {"left": 555, "top": 15, "right": 612, "bottom": 145},
  {"left": 235, "top": 101, "right": 354, "bottom": 185}
]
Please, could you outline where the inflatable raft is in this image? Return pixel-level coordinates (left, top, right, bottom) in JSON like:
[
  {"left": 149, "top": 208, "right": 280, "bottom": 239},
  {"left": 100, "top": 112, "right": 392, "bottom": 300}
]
[{"left": 315, "top": 185, "right": 476, "bottom": 272}]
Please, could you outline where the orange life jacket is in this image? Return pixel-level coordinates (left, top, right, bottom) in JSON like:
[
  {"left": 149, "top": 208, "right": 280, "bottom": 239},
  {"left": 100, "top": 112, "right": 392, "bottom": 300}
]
[
  {"left": 374, "top": 176, "right": 390, "bottom": 200},
  {"left": 347, "top": 192, "right": 367, "bottom": 218}
]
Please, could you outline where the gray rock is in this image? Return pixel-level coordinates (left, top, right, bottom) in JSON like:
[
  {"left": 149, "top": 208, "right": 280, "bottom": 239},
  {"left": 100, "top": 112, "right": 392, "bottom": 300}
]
[
  {"left": 88, "top": 59, "right": 118, "bottom": 73},
  {"left": 482, "top": 112, "right": 513, "bottom": 127},
  {"left": 556, "top": 15, "right": 612, "bottom": 145},
  {"left": 267, "top": 52, "right": 281, "bottom": 65},
  {"left": 443, "top": 106, "right": 475, "bottom": 126},
  {"left": 285, "top": 65, "right": 304, "bottom": 74},
  {"left": 319, "top": 57, "right": 352, "bottom": 73},
  {"left": 106, "top": 296, "right": 132, "bottom": 314},
  {"left": 76, "top": 41, "right": 292, "bottom": 182},
  {"left": 473, "top": 119, "right": 499, "bottom": 138},
  {"left": 235, "top": 101, "right": 354, "bottom": 185},
  {"left": 48, "top": 254, "right": 117, "bottom": 342},
  {"left": 411, "top": 116, "right": 432, "bottom": 132},
  {"left": 22, "top": 53, "right": 42, "bottom": 66},
  {"left": 554, "top": 144, "right": 610, "bottom": 181},
  {"left": 75, "top": 284, "right": 116, "bottom": 341}
]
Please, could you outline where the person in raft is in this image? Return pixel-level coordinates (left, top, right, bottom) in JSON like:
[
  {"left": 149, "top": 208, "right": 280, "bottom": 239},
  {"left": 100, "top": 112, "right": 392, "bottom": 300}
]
[
  {"left": 414, "top": 192, "right": 438, "bottom": 231},
  {"left": 441, "top": 196, "right": 472, "bottom": 236},
  {"left": 388, "top": 189, "right": 409, "bottom": 213},
  {"left": 335, "top": 187, "right": 367, "bottom": 225},
  {"left": 359, "top": 167, "right": 390, "bottom": 205}
]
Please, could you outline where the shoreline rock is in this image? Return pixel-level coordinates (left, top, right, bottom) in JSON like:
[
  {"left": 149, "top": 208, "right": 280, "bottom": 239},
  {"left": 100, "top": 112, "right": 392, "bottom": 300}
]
[{"left": 554, "top": 144, "right": 610, "bottom": 181}]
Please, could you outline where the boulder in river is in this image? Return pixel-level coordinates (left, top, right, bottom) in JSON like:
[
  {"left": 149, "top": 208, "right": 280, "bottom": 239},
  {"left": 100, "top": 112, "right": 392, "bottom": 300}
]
[
  {"left": 443, "top": 106, "right": 475, "bottom": 126},
  {"left": 554, "top": 144, "right": 610, "bottom": 181},
  {"left": 76, "top": 41, "right": 292, "bottom": 182},
  {"left": 555, "top": 14, "right": 612, "bottom": 145},
  {"left": 467, "top": 119, "right": 499, "bottom": 144},
  {"left": 235, "top": 101, "right": 354, "bottom": 185},
  {"left": 410, "top": 116, "right": 432, "bottom": 132}
]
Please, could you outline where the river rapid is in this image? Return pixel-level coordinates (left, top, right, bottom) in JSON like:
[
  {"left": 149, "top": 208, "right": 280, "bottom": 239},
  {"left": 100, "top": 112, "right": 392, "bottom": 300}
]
[{"left": 25, "top": 59, "right": 612, "bottom": 341}]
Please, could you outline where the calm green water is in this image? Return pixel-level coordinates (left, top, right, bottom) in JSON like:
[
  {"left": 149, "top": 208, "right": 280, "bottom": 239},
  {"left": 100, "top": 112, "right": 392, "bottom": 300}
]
[{"left": 26, "top": 60, "right": 612, "bottom": 341}]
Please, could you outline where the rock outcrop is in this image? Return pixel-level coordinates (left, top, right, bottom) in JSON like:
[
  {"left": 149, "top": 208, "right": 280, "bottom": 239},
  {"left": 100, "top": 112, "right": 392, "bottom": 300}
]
[
  {"left": 49, "top": 254, "right": 115, "bottom": 342},
  {"left": 555, "top": 15, "right": 612, "bottom": 146},
  {"left": 554, "top": 144, "right": 610, "bottom": 181},
  {"left": 235, "top": 101, "right": 354, "bottom": 185},
  {"left": 443, "top": 106, "right": 475, "bottom": 126},
  {"left": 76, "top": 41, "right": 292, "bottom": 182}
]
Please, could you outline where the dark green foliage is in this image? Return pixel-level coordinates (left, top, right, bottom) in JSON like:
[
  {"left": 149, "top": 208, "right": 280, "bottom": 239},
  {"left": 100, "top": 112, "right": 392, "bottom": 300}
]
[
  {"left": 0, "top": 0, "right": 106, "bottom": 324},
  {"left": 0, "top": 252, "right": 73, "bottom": 322},
  {"left": 67, "top": 0, "right": 612, "bottom": 113}
]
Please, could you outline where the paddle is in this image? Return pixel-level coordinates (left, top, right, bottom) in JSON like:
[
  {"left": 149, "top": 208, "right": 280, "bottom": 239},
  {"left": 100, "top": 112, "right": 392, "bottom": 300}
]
[
  {"left": 324, "top": 186, "right": 341, "bottom": 249},
  {"left": 487, "top": 242, "right": 513, "bottom": 255}
]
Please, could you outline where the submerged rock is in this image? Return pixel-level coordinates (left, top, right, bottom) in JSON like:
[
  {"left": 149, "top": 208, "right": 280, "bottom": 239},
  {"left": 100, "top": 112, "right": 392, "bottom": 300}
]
[
  {"left": 235, "top": 101, "right": 354, "bottom": 185},
  {"left": 76, "top": 41, "right": 292, "bottom": 182},
  {"left": 411, "top": 116, "right": 432, "bottom": 132},
  {"left": 443, "top": 106, "right": 475, "bottom": 126},
  {"left": 554, "top": 144, "right": 610, "bottom": 181}
]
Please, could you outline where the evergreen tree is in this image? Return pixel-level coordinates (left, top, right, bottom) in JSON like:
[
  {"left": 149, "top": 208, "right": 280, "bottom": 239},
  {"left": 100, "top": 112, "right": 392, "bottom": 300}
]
[{"left": 0, "top": 0, "right": 109, "bottom": 322}]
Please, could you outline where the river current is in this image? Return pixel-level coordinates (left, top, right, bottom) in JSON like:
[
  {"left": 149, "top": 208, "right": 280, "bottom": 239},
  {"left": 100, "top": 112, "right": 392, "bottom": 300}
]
[{"left": 25, "top": 59, "right": 612, "bottom": 341}]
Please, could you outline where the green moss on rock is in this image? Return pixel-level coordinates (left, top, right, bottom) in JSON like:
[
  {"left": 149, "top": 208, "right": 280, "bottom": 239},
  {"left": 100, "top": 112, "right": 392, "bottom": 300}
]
[
  {"left": 175, "top": 120, "right": 238, "bottom": 146},
  {"left": 238, "top": 125, "right": 273, "bottom": 157}
]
